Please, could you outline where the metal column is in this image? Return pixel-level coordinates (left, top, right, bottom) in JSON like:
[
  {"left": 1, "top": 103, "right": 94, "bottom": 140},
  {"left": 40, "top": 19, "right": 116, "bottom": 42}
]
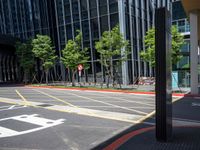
[{"left": 155, "top": 7, "right": 172, "bottom": 142}]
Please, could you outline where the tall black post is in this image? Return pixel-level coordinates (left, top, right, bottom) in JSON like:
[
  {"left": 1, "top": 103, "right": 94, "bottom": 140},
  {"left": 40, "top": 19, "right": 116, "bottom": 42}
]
[{"left": 155, "top": 7, "right": 172, "bottom": 142}]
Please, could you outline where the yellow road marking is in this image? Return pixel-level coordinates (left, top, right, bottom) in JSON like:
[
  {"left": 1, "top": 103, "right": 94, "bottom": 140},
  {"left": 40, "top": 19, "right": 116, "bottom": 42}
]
[
  {"left": 0, "top": 99, "right": 138, "bottom": 123},
  {"left": 0, "top": 88, "right": 183, "bottom": 125},
  {"left": 0, "top": 95, "right": 183, "bottom": 124},
  {"left": 15, "top": 90, "right": 29, "bottom": 106},
  {"left": 0, "top": 99, "right": 22, "bottom": 105},
  {"left": 33, "top": 89, "right": 77, "bottom": 108},
  {"left": 134, "top": 96, "right": 183, "bottom": 124}
]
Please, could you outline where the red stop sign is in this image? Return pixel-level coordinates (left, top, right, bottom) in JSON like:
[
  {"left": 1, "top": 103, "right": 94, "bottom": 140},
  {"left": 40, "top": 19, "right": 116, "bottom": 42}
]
[{"left": 78, "top": 64, "right": 83, "bottom": 71}]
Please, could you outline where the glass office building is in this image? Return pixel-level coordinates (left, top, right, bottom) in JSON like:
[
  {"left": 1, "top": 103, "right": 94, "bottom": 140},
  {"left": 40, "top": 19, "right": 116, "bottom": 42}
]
[
  {"left": 0, "top": 0, "right": 172, "bottom": 84},
  {"left": 54, "top": 0, "right": 172, "bottom": 84}
]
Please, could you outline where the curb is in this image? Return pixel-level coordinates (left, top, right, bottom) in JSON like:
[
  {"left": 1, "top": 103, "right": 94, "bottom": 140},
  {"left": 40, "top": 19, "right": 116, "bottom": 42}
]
[
  {"left": 26, "top": 85, "right": 154, "bottom": 95},
  {"left": 26, "top": 85, "right": 194, "bottom": 97}
]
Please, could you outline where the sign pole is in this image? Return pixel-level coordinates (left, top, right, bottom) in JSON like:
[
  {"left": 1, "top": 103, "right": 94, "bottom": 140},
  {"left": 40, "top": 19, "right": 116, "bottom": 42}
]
[{"left": 78, "top": 64, "right": 83, "bottom": 86}]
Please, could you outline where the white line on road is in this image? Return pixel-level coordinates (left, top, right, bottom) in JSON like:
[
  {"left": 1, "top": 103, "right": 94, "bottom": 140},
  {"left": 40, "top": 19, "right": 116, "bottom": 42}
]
[
  {"left": 0, "top": 105, "right": 27, "bottom": 112},
  {"left": 8, "top": 105, "right": 15, "bottom": 109},
  {"left": 46, "top": 89, "right": 148, "bottom": 115},
  {"left": 65, "top": 90, "right": 155, "bottom": 106},
  {"left": 0, "top": 105, "right": 12, "bottom": 109}
]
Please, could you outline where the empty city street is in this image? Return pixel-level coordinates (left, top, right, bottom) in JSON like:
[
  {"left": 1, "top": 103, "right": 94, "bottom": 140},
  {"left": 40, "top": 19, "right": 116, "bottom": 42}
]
[
  {"left": 0, "top": 85, "right": 182, "bottom": 150},
  {"left": 0, "top": 85, "right": 159, "bottom": 150}
]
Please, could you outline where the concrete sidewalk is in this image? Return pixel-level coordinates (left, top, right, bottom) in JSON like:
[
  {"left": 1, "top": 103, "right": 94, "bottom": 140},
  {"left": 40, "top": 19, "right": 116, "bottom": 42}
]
[{"left": 93, "top": 96, "right": 200, "bottom": 150}]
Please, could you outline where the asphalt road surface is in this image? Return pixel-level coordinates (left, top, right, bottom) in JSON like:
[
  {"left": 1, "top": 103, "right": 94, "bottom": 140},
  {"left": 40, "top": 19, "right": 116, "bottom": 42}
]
[{"left": 0, "top": 85, "right": 178, "bottom": 150}]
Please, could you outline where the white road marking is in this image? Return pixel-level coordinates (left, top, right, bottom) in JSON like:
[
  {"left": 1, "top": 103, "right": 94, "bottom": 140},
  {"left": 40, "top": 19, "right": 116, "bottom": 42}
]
[
  {"left": 0, "top": 105, "right": 27, "bottom": 111},
  {"left": 0, "top": 114, "right": 65, "bottom": 138},
  {"left": 0, "top": 97, "right": 143, "bottom": 123},
  {"left": 192, "top": 102, "right": 200, "bottom": 107},
  {"left": 0, "top": 105, "right": 12, "bottom": 109},
  {"left": 0, "top": 106, "right": 27, "bottom": 112},
  {"left": 78, "top": 106, "right": 119, "bottom": 108},
  {"left": 8, "top": 105, "right": 15, "bottom": 109},
  {"left": 45, "top": 89, "right": 148, "bottom": 115},
  {"left": 53, "top": 89, "right": 155, "bottom": 106}
]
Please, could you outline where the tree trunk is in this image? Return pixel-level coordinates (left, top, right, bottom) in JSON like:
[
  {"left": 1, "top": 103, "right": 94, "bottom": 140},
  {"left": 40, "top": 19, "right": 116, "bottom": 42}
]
[
  {"left": 40, "top": 71, "right": 45, "bottom": 84},
  {"left": 45, "top": 70, "right": 49, "bottom": 85},
  {"left": 24, "top": 71, "right": 28, "bottom": 84},
  {"left": 106, "top": 75, "right": 110, "bottom": 88},
  {"left": 110, "top": 61, "right": 114, "bottom": 88},
  {"left": 72, "top": 70, "right": 76, "bottom": 86}
]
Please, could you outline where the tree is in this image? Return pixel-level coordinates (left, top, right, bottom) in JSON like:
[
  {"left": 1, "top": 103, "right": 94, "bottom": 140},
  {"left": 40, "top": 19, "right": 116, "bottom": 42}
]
[
  {"left": 140, "top": 25, "right": 184, "bottom": 67},
  {"left": 95, "top": 25, "right": 129, "bottom": 88},
  {"left": 61, "top": 30, "right": 89, "bottom": 86},
  {"left": 15, "top": 40, "right": 35, "bottom": 84},
  {"left": 32, "top": 35, "right": 57, "bottom": 84}
]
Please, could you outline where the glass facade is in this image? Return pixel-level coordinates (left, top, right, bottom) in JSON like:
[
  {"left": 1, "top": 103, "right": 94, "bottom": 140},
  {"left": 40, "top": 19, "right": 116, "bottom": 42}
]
[
  {"left": 0, "top": 0, "right": 173, "bottom": 84},
  {"left": 0, "top": 0, "right": 54, "bottom": 82},
  {"left": 0, "top": 0, "right": 51, "bottom": 41},
  {"left": 172, "top": 0, "right": 190, "bottom": 87}
]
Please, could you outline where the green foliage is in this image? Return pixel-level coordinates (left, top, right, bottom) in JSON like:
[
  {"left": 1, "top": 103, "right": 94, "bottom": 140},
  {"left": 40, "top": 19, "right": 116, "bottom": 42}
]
[
  {"left": 15, "top": 40, "right": 34, "bottom": 73},
  {"left": 61, "top": 30, "right": 89, "bottom": 86},
  {"left": 140, "top": 25, "right": 184, "bottom": 67},
  {"left": 95, "top": 25, "right": 129, "bottom": 86},
  {"left": 171, "top": 25, "right": 184, "bottom": 65},
  {"left": 61, "top": 30, "right": 89, "bottom": 70},
  {"left": 140, "top": 28, "right": 155, "bottom": 66},
  {"left": 95, "top": 25, "right": 129, "bottom": 68},
  {"left": 32, "top": 35, "right": 57, "bottom": 71}
]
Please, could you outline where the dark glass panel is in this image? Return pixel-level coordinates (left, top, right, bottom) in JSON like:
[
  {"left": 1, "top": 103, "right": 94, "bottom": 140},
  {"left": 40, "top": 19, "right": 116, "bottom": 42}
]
[
  {"left": 99, "top": 5, "right": 107, "bottom": 16},
  {"left": 89, "top": 0, "right": 97, "bottom": 8},
  {"left": 81, "top": 11, "right": 88, "bottom": 20},
  {"left": 90, "top": 8, "right": 97, "bottom": 18},
  {"left": 72, "top": 0, "right": 79, "bottom": 22},
  {"left": 82, "top": 20, "right": 89, "bottom": 41},
  {"left": 99, "top": 0, "right": 107, "bottom": 6},
  {"left": 66, "top": 24, "right": 72, "bottom": 40},
  {"left": 100, "top": 15, "right": 108, "bottom": 33},
  {"left": 80, "top": 0, "right": 88, "bottom": 19},
  {"left": 110, "top": 13, "right": 118, "bottom": 28},
  {"left": 109, "top": 3, "right": 118, "bottom": 13},
  {"left": 74, "top": 22, "right": 80, "bottom": 36},
  {"left": 172, "top": 1, "right": 186, "bottom": 20},
  {"left": 91, "top": 18, "right": 99, "bottom": 39},
  {"left": 59, "top": 26, "right": 65, "bottom": 44},
  {"left": 89, "top": 0, "right": 97, "bottom": 18}
]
